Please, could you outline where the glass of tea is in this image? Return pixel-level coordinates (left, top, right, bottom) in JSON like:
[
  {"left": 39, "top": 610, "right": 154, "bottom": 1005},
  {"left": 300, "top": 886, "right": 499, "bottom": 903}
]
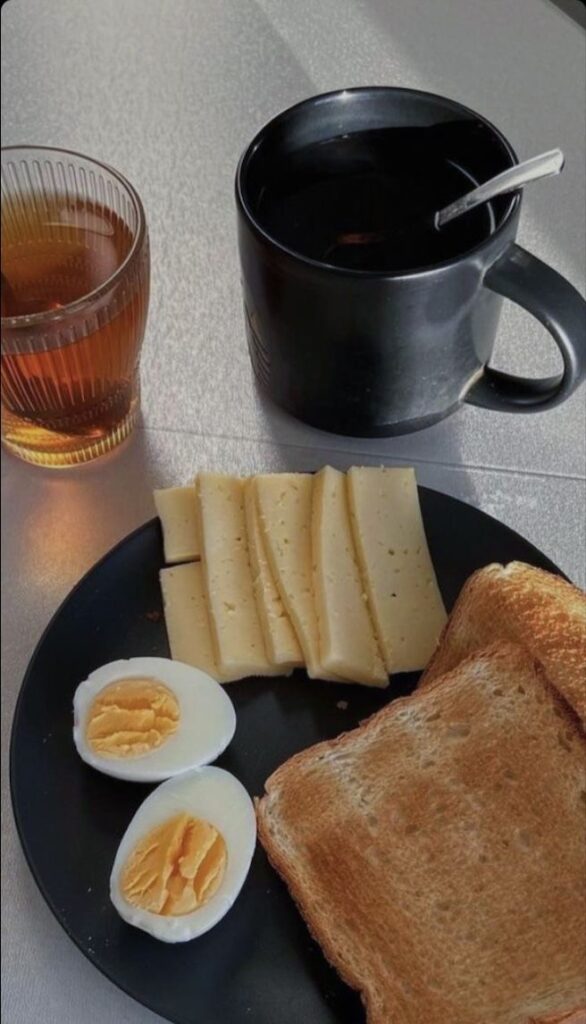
[{"left": 1, "top": 146, "right": 149, "bottom": 466}]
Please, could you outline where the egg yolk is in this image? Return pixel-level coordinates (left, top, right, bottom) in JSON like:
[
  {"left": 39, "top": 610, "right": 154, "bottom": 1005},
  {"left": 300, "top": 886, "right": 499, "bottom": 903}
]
[
  {"left": 121, "top": 814, "right": 227, "bottom": 915},
  {"left": 85, "top": 678, "right": 179, "bottom": 758}
]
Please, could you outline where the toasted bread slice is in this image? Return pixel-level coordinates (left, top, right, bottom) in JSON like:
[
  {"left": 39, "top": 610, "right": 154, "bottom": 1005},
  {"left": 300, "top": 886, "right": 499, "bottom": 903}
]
[
  {"left": 419, "top": 562, "right": 586, "bottom": 722},
  {"left": 257, "top": 643, "right": 586, "bottom": 1024}
]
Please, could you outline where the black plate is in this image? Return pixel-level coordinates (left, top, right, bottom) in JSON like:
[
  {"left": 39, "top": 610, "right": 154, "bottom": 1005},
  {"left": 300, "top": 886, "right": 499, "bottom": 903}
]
[{"left": 10, "top": 487, "right": 563, "bottom": 1024}]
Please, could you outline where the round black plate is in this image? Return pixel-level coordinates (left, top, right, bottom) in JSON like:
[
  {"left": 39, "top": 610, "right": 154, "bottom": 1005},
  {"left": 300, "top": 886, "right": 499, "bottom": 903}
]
[{"left": 10, "top": 487, "right": 563, "bottom": 1024}]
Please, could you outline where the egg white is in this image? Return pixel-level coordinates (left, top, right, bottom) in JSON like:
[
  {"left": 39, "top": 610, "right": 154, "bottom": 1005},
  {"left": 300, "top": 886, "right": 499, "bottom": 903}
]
[
  {"left": 110, "top": 767, "right": 256, "bottom": 942},
  {"left": 73, "top": 657, "right": 236, "bottom": 782}
]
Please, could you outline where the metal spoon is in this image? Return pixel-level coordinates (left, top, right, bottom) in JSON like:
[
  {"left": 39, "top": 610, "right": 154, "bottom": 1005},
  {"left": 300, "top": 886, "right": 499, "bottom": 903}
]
[
  {"left": 327, "top": 148, "right": 565, "bottom": 260},
  {"left": 434, "top": 147, "right": 564, "bottom": 228}
]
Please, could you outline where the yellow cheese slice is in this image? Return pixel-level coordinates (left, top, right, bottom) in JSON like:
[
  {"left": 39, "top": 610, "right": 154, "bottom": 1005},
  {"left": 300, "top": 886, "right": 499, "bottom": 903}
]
[
  {"left": 196, "top": 473, "right": 278, "bottom": 678},
  {"left": 253, "top": 473, "right": 339, "bottom": 681},
  {"left": 312, "top": 467, "right": 388, "bottom": 687},
  {"left": 244, "top": 480, "right": 303, "bottom": 670},
  {"left": 160, "top": 562, "right": 241, "bottom": 682},
  {"left": 347, "top": 466, "right": 447, "bottom": 673},
  {"left": 154, "top": 486, "right": 200, "bottom": 564}
]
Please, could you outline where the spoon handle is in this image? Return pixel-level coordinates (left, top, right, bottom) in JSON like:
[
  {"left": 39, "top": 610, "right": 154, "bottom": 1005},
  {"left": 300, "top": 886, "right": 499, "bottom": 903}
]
[{"left": 435, "top": 148, "right": 565, "bottom": 228}]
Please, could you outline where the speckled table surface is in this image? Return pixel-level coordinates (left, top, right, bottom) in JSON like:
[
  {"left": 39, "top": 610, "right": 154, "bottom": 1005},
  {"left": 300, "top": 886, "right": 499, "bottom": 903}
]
[{"left": 1, "top": 1, "right": 585, "bottom": 1021}]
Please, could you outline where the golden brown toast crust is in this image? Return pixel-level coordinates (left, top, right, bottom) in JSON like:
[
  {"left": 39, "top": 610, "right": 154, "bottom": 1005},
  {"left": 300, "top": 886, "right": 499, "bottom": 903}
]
[
  {"left": 419, "top": 562, "right": 586, "bottom": 723},
  {"left": 257, "top": 642, "right": 586, "bottom": 1024},
  {"left": 531, "top": 1010, "right": 586, "bottom": 1024}
]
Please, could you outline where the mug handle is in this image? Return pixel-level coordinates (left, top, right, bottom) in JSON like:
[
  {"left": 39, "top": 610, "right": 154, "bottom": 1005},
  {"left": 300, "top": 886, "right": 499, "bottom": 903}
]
[{"left": 465, "top": 243, "right": 586, "bottom": 411}]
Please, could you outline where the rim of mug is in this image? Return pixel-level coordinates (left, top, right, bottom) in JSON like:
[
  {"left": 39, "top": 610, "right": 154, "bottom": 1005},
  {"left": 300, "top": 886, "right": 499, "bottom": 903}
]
[
  {"left": 1, "top": 145, "right": 147, "bottom": 328},
  {"left": 236, "top": 86, "right": 521, "bottom": 279}
]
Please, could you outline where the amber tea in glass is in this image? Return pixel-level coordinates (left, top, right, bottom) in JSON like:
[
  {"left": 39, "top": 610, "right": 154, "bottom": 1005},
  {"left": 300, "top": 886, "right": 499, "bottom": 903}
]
[{"left": 1, "top": 147, "right": 149, "bottom": 466}]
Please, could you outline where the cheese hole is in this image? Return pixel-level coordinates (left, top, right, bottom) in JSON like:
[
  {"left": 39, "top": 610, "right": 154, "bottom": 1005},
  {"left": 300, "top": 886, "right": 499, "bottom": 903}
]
[
  {"left": 86, "top": 678, "right": 179, "bottom": 758},
  {"left": 122, "top": 814, "right": 227, "bottom": 916}
]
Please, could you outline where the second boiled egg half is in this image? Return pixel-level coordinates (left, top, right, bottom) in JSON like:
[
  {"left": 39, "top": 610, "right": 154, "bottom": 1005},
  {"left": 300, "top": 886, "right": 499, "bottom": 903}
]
[
  {"left": 73, "top": 657, "right": 236, "bottom": 782},
  {"left": 110, "top": 767, "right": 256, "bottom": 942}
]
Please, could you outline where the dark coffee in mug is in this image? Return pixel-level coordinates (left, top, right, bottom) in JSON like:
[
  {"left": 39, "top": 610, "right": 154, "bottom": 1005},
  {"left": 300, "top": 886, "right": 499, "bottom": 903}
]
[
  {"left": 236, "top": 88, "right": 585, "bottom": 437},
  {"left": 255, "top": 124, "right": 493, "bottom": 272}
]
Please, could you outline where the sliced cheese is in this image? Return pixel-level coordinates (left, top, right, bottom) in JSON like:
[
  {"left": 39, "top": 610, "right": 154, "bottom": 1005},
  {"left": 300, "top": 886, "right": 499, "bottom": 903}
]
[
  {"left": 160, "top": 562, "right": 241, "bottom": 682},
  {"left": 244, "top": 480, "right": 303, "bottom": 670},
  {"left": 312, "top": 467, "right": 388, "bottom": 687},
  {"left": 347, "top": 466, "right": 447, "bottom": 673},
  {"left": 253, "top": 473, "right": 338, "bottom": 681},
  {"left": 154, "top": 486, "right": 200, "bottom": 564},
  {"left": 196, "top": 473, "right": 278, "bottom": 678}
]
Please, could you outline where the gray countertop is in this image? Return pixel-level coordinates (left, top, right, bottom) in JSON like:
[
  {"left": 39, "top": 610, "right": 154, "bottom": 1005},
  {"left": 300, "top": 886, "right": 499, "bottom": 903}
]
[{"left": 2, "top": 1, "right": 585, "bottom": 1022}]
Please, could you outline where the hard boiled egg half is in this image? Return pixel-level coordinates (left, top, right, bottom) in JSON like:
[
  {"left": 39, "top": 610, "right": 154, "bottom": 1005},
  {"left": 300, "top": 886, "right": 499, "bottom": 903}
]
[
  {"left": 73, "top": 657, "right": 236, "bottom": 782},
  {"left": 110, "top": 767, "right": 256, "bottom": 941}
]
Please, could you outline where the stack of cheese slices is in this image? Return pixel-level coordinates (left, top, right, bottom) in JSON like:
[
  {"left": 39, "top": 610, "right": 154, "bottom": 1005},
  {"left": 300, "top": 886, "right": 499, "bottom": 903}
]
[{"left": 155, "top": 467, "right": 447, "bottom": 686}]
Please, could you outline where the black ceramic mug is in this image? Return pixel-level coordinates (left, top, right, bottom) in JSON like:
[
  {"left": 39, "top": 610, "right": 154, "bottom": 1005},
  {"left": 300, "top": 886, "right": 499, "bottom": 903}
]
[{"left": 236, "top": 88, "right": 586, "bottom": 436}]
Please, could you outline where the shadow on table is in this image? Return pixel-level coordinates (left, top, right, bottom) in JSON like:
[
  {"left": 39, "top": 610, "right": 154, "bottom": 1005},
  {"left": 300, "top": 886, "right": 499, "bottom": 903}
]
[
  {"left": 1, "top": 424, "right": 155, "bottom": 585},
  {"left": 252, "top": 384, "right": 480, "bottom": 514},
  {"left": 354, "top": 0, "right": 584, "bottom": 273}
]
